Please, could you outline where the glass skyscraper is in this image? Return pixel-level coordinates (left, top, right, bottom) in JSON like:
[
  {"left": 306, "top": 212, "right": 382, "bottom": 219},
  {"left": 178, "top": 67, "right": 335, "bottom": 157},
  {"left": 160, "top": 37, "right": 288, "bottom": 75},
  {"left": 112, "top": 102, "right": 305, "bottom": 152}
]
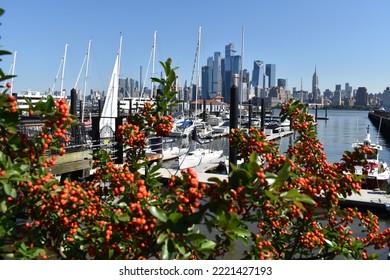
[
  {"left": 265, "top": 64, "right": 276, "bottom": 88},
  {"left": 251, "top": 60, "right": 264, "bottom": 88}
]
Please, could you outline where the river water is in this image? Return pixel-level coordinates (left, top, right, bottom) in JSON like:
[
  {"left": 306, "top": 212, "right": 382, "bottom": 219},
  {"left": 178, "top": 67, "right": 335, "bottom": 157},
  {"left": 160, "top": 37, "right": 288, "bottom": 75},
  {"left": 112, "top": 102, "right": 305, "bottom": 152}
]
[{"left": 204, "top": 109, "right": 390, "bottom": 259}]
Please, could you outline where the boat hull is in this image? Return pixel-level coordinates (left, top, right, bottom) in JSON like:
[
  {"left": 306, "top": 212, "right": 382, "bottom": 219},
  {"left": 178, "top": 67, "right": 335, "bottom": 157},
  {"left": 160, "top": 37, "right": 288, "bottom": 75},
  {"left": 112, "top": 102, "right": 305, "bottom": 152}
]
[{"left": 363, "top": 176, "right": 389, "bottom": 192}]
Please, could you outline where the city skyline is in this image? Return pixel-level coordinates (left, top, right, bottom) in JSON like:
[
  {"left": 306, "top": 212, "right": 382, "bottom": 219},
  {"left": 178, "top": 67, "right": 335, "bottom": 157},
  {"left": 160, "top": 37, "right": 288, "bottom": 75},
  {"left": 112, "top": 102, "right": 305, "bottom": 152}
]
[{"left": 2, "top": 0, "right": 390, "bottom": 95}]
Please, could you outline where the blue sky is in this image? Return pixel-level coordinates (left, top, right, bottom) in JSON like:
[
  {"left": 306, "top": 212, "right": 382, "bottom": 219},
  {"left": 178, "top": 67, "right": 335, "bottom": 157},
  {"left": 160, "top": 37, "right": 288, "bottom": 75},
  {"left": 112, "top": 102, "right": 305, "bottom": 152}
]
[{"left": 1, "top": 0, "right": 390, "bottom": 95}]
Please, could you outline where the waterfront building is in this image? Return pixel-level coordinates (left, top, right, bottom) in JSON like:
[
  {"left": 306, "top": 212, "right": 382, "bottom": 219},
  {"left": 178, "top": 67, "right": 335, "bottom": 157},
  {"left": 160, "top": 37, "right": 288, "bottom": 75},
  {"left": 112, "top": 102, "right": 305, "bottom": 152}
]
[
  {"left": 201, "top": 52, "right": 223, "bottom": 100},
  {"left": 222, "top": 43, "right": 241, "bottom": 103},
  {"left": 251, "top": 60, "right": 264, "bottom": 88},
  {"left": 212, "top": 52, "right": 222, "bottom": 99},
  {"left": 265, "top": 64, "right": 276, "bottom": 88},
  {"left": 311, "top": 66, "right": 320, "bottom": 102},
  {"left": 278, "top": 78, "right": 287, "bottom": 89},
  {"left": 382, "top": 87, "right": 390, "bottom": 111},
  {"left": 345, "top": 82, "right": 352, "bottom": 98},
  {"left": 333, "top": 88, "right": 342, "bottom": 106},
  {"left": 201, "top": 64, "right": 212, "bottom": 100},
  {"left": 356, "top": 87, "right": 368, "bottom": 106}
]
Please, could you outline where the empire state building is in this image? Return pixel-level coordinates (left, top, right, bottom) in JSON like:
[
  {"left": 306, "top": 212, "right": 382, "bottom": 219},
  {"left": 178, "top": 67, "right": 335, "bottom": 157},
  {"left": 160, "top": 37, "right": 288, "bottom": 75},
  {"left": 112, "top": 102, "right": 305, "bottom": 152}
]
[{"left": 312, "top": 66, "right": 319, "bottom": 102}]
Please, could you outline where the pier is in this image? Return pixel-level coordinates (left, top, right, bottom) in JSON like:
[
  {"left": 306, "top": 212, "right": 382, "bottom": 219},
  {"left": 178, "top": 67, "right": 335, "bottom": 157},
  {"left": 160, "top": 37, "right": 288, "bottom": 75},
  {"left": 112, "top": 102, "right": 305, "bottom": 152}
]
[{"left": 368, "top": 110, "right": 390, "bottom": 140}]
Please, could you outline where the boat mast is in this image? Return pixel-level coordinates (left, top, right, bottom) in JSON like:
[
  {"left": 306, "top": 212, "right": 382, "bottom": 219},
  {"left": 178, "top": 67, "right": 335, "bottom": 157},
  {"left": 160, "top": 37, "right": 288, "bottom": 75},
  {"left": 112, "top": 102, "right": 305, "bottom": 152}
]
[
  {"left": 239, "top": 26, "right": 244, "bottom": 126},
  {"left": 141, "top": 32, "right": 155, "bottom": 98},
  {"left": 118, "top": 33, "right": 122, "bottom": 82},
  {"left": 151, "top": 31, "right": 156, "bottom": 96},
  {"left": 195, "top": 26, "right": 202, "bottom": 121},
  {"left": 82, "top": 39, "right": 92, "bottom": 123},
  {"left": 10, "top": 51, "right": 17, "bottom": 94},
  {"left": 60, "top": 44, "right": 68, "bottom": 98}
]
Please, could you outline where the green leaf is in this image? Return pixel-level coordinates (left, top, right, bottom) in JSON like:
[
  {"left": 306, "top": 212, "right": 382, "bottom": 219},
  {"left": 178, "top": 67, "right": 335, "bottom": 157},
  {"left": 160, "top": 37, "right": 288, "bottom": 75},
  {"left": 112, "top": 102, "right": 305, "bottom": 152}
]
[
  {"left": 149, "top": 206, "right": 168, "bottom": 222},
  {"left": 116, "top": 213, "right": 130, "bottom": 222},
  {"left": 229, "top": 227, "right": 251, "bottom": 237},
  {"left": 199, "top": 240, "right": 216, "bottom": 251},
  {"left": 281, "top": 188, "right": 299, "bottom": 199},
  {"left": 0, "top": 200, "right": 7, "bottom": 212},
  {"left": 162, "top": 239, "right": 174, "bottom": 260},
  {"left": 264, "top": 190, "right": 280, "bottom": 203},
  {"left": 157, "top": 233, "right": 169, "bottom": 244},
  {"left": 3, "top": 182, "right": 17, "bottom": 198},
  {"left": 186, "top": 233, "right": 206, "bottom": 242},
  {"left": 229, "top": 168, "right": 251, "bottom": 188},
  {"left": 271, "top": 159, "right": 291, "bottom": 188},
  {"left": 168, "top": 212, "right": 183, "bottom": 223}
]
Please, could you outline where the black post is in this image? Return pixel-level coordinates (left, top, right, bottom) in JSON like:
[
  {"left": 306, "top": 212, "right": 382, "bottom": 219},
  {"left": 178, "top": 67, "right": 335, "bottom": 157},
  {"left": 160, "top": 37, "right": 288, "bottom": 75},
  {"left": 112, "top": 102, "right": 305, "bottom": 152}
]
[
  {"left": 229, "top": 74, "right": 239, "bottom": 171},
  {"left": 129, "top": 98, "right": 132, "bottom": 116},
  {"left": 203, "top": 99, "right": 207, "bottom": 122},
  {"left": 79, "top": 100, "right": 83, "bottom": 121},
  {"left": 98, "top": 99, "right": 101, "bottom": 117},
  {"left": 248, "top": 100, "right": 252, "bottom": 129},
  {"left": 315, "top": 105, "right": 318, "bottom": 121},
  {"left": 114, "top": 116, "right": 123, "bottom": 164},
  {"left": 91, "top": 116, "right": 100, "bottom": 160},
  {"left": 260, "top": 98, "right": 265, "bottom": 131},
  {"left": 70, "top": 89, "right": 78, "bottom": 144},
  {"left": 70, "top": 89, "right": 77, "bottom": 116}
]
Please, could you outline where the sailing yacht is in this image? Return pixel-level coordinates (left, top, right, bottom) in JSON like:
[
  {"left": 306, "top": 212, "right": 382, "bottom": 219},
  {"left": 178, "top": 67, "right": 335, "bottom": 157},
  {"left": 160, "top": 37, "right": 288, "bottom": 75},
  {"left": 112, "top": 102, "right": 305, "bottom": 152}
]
[
  {"left": 176, "top": 27, "right": 225, "bottom": 172},
  {"left": 99, "top": 35, "right": 122, "bottom": 139}
]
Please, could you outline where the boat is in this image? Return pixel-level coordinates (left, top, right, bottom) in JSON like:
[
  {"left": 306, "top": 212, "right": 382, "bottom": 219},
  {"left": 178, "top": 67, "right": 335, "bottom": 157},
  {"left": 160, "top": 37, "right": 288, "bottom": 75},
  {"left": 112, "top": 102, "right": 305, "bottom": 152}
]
[
  {"left": 194, "top": 121, "right": 213, "bottom": 139},
  {"left": 212, "top": 120, "right": 230, "bottom": 136},
  {"left": 168, "top": 118, "right": 195, "bottom": 138},
  {"left": 351, "top": 125, "right": 390, "bottom": 191},
  {"left": 99, "top": 34, "right": 122, "bottom": 139},
  {"left": 177, "top": 147, "right": 225, "bottom": 171},
  {"left": 207, "top": 114, "right": 224, "bottom": 127},
  {"left": 176, "top": 27, "right": 225, "bottom": 172}
]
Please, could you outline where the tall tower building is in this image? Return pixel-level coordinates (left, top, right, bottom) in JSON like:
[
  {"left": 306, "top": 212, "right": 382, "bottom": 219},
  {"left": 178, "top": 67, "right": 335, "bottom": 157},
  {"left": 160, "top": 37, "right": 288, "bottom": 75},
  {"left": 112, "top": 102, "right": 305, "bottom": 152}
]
[
  {"left": 265, "top": 64, "right": 276, "bottom": 88},
  {"left": 251, "top": 60, "right": 264, "bottom": 88},
  {"left": 356, "top": 87, "right": 368, "bottom": 106},
  {"left": 222, "top": 43, "right": 241, "bottom": 103},
  {"left": 212, "top": 52, "right": 222, "bottom": 98},
  {"left": 312, "top": 65, "right": 319, "bottom": 102}
]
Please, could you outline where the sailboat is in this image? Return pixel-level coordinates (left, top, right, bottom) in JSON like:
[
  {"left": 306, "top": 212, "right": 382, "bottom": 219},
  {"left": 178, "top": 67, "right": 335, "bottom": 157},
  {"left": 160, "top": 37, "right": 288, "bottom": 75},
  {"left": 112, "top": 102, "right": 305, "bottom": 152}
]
[
  {"left": 99, "top": 34, "right": 122, "bottom": 139},
  {"left": 177, "top": 27, "right": 225, "bottom": 172}
]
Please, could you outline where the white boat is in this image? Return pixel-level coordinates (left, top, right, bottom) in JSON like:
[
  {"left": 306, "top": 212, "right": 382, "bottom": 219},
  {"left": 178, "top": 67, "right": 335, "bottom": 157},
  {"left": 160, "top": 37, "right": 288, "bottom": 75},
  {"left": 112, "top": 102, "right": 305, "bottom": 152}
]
[
  {"left": 176, "top": 27, "right": 225, "bottom": 172},
  {"left": 162, "top": 145, "right": 190, "bottom": 161},
  {"left": 352, "top": 125, "right": 390, "bottom": 191},
  {"left": 212, "top": 120, "right": 230, "bottom": 136},
  {"left": 207, "top": 114, "right": 224, "bottom": 127},
  {"left": 100, "top": 34, "right": 122, "bottom": 139},
  {"left": 193, "top": 121, "right": 213, "bottom": 139},
  {"left": 178, "top": 147, "right": 225, "bottom": 171},
  {"left": 169, "top": 119, "right": 195, "bottom": 138}
]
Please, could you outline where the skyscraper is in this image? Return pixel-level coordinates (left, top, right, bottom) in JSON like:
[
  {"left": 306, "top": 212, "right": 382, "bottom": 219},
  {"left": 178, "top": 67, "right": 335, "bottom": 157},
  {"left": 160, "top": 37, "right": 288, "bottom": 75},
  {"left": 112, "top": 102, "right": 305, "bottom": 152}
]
[
  {"left": 265, "top": 64, "right": 276, "bottom": 88},
  {"left": 312, "top": 66, "right": 319, "bottom": 102},
  {"left": 277, "top": 78, "right": 287, "bottom": 88},
  {"left": 201, "top": 52, "right": 222, "bottom": 100},
  {"left": 251, "top": 60, "right": 264, "bottom": 88},
  {"left": 212, "top": 52, "right": 222, "bottom": 98},
  {"left": 222, "top": 43, "right": 241, "bottom": 103},
  {"left": 356, "top": 87, "right": 368, "bottom": 106}
]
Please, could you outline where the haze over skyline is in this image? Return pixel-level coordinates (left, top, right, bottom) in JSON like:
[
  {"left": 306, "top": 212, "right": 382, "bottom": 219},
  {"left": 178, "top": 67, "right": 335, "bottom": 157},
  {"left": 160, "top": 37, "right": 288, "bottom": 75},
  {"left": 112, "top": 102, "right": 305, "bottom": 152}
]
[{"left": 2, "top": 0, "right": 390, "bottom": 95}]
